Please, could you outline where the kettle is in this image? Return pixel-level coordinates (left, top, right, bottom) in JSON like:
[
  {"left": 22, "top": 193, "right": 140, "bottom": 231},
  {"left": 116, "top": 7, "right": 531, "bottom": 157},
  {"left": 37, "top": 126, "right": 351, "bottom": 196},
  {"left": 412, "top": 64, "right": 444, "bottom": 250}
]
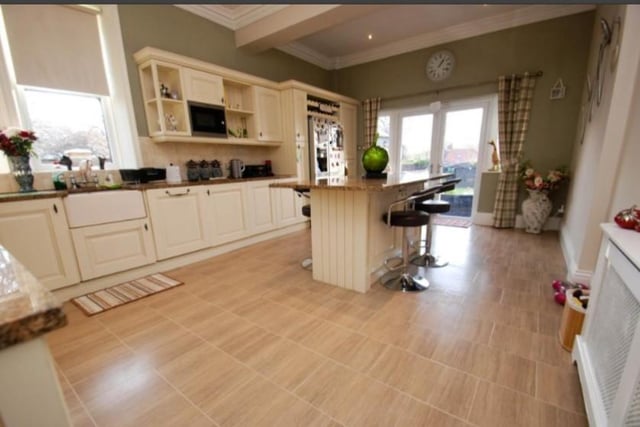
[{"left": 230, "top": 159, "right": 245, "bottom": 179}]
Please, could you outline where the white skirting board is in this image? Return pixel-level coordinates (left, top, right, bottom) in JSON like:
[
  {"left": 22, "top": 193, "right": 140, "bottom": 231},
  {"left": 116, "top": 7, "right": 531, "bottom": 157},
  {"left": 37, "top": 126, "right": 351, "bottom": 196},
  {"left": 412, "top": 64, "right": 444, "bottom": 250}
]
[
  {"left": 560, "top": 226, "right": 594, "bottom": 285},
  {"left": 472, "top": 212, "right": 562, "bottom": 230}
]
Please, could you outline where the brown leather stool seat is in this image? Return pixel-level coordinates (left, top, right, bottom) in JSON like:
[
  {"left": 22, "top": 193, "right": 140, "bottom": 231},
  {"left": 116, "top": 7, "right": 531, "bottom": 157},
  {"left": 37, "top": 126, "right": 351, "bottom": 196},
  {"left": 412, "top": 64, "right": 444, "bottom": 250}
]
[
  {"left": 380, "top": 209, "right": 431, "bottom": 292},
  {"left": 382, "top": 210, "right": 430, "bottom": 227}
]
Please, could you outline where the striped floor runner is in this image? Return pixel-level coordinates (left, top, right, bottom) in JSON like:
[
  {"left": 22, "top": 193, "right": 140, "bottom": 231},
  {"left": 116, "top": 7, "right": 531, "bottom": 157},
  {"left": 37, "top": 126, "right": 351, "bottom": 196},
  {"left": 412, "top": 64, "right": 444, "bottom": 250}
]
[{"left": 71, "top": 273, "right": 183, "bottom": 316}]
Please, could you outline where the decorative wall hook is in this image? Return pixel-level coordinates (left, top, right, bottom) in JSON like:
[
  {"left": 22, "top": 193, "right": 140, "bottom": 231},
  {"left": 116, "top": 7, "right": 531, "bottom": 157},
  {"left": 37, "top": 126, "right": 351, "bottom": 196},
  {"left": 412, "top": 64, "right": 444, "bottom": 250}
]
[{"left": 550, "top": 78, "right": 566, "bottom": 100}]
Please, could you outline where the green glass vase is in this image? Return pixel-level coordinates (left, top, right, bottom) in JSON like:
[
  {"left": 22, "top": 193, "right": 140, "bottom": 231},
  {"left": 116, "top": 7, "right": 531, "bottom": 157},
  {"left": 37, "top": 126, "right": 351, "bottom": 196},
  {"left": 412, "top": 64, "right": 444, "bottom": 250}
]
[{"left": 362, "top": 144, "right": 389, "bottom": 173}]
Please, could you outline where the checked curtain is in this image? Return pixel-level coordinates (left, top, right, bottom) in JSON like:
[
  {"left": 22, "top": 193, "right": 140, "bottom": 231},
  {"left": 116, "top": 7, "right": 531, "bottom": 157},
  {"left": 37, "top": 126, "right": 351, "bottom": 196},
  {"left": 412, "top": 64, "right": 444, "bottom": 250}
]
[
  {"left": 363, "top": 98, "right": 381, "bottom": 148},
  {"left": 492, "top": 73, "right": 537, "bottom": 228}
]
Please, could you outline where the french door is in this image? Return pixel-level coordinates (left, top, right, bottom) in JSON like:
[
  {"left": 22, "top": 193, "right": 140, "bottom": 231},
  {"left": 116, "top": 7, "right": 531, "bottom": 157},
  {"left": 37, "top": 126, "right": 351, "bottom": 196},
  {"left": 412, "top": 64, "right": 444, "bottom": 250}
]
[{"left": 377, "top": 95, "right": 497, "bottom": 218}]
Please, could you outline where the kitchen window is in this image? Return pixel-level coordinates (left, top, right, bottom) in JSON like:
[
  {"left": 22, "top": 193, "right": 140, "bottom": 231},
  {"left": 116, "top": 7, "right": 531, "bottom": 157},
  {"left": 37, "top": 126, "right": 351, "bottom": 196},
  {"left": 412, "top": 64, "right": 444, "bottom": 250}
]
[
  {"left": 0, "top": 5, "right": 138, "bottom": 172},
  {"left": 18, "top": 87, "right": 114, "bottom": 170}
]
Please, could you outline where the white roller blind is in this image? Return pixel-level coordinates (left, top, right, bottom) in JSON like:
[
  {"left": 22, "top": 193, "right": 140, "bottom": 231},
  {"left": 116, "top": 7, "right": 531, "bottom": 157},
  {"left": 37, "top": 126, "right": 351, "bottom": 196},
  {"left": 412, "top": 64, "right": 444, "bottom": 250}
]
[{"left": 2, "top": 5, "right": 109, "bottom": 95}]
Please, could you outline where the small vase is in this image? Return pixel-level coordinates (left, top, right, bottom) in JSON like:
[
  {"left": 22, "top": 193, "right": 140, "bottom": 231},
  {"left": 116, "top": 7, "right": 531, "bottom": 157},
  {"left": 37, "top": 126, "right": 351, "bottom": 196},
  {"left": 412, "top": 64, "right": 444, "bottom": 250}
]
[
  {"left": 7, "top": 155, "right": 35, "bottom": 193},
  {"left": 522, "top": 189, "right": 552, "bottom": 234}
]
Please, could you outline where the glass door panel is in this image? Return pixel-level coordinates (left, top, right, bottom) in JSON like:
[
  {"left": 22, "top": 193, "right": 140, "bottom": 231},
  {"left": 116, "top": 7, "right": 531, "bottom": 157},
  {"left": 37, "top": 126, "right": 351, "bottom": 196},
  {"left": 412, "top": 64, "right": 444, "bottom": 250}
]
[
  {"left": 400, "top": 114, "right": 433, "bottom": 179},
  {"left": 440, "top": 108, "right": 484, "bottom": 217}
]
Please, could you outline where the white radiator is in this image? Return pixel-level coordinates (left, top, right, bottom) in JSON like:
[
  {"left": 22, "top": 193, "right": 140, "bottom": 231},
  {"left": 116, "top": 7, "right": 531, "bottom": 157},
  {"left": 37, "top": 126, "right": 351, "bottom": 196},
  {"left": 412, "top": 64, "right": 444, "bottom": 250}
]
[{"left": 574, "top": 224, "right": 640, "bottom": 427}]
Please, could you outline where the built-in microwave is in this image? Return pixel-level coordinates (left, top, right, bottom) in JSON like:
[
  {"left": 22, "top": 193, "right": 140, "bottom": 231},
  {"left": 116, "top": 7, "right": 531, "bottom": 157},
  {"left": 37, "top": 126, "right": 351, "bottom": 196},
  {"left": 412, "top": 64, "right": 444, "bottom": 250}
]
[{"left": 187, "top": 101, "right": 227, "bottom": 137}]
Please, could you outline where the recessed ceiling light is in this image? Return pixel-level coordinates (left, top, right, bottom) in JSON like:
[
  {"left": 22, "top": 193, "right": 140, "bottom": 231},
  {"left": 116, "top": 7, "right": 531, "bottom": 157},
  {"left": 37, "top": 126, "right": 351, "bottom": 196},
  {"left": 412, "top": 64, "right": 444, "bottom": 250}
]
[{"left": 368, "top": 34, "right": 373, "bottom": 40}]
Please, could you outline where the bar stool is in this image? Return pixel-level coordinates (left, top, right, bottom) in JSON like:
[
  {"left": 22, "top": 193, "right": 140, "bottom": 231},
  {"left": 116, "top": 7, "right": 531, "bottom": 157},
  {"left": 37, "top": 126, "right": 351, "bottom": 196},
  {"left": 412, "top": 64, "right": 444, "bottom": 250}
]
[
  {"left": 412, "top": 178, "right": 461, "bottom": 268},
  {"left": 296, "top": 189, "right": 312, "bottom": 270},
  {"left": 380, "top": 188, "right": 438, "bottom": 292}
]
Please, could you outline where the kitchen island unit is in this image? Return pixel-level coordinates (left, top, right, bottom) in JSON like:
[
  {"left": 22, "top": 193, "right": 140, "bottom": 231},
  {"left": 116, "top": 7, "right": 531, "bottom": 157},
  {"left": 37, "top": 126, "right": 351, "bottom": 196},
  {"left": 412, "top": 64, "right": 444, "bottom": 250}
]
[
  {"left": 0, "top": 245, "right": 71, "bottom": 426},
  {"left": 271, "top": 173, "right": 452, "bottom": 293}
]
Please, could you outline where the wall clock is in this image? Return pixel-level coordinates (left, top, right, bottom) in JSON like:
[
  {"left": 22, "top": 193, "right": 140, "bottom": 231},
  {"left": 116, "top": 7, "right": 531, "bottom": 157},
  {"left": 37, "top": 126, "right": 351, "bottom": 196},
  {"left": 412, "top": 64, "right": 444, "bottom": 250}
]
[{"left": 426, "top": 50, "right": 455, "bottom": 82}]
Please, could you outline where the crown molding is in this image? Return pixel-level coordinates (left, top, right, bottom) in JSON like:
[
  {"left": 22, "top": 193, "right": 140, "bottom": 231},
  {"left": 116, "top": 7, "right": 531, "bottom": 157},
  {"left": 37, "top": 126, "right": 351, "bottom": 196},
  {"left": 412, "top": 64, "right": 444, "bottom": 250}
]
[
  {"left": 232, "top": 5, "right": 289, "bottom": 29},
  {"left": 175, "top": 5, "right": 287, "bottom": 31},
  {"left": 333, "top": 4, "right": 595, "bottom": 69},
  {"left": 278, "top": 42, "right": 336, "bottom": 70}
]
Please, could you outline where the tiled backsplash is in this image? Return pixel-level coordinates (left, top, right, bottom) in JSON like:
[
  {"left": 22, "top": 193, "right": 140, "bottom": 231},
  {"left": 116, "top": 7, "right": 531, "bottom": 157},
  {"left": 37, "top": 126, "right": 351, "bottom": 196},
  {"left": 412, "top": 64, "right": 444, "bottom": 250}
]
[
  {"left": 0, "top": 137, "right": 276, "bottom": 193},
  {"left": 137, "top": 137, "right": 274, "bottom": 180}
]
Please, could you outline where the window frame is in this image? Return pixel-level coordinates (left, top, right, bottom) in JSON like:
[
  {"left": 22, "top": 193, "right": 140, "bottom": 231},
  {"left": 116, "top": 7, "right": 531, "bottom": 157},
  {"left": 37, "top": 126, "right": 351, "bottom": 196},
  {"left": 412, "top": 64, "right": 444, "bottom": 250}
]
[
  {"left": 14, "top": 84, "right": 118, "bottom": 171},
  {"left": 0, "top": 5, "right": 139, "bottom": 173}
]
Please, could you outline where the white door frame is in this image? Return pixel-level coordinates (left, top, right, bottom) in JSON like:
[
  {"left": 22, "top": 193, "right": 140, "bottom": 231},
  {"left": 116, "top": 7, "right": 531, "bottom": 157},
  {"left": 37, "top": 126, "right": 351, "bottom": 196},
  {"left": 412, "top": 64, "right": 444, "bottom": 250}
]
[{"left": 380, "top": 94, "right": 498, "bottom": 217}]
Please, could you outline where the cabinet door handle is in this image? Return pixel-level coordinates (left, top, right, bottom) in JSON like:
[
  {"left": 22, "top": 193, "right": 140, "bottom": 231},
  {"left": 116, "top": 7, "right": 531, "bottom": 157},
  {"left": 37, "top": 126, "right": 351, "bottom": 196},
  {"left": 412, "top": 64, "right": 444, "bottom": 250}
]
[
  {"left": 53, "top": 203, "right": 58, "bottom": 214},
  {"left": 165, "top": 188, "right": 190, "bottom": 197},
  {"left": 221, "top": 97, "right": 225, "bottom": 104},
  {"left": 144, "top": 223, "right": 148, "bottom": 231},
  {"left": 259, "top": 132, "right": 263, "bottom": 137},
  {"left": 207, "top": 189, "right": 210, "bottom": 196}
]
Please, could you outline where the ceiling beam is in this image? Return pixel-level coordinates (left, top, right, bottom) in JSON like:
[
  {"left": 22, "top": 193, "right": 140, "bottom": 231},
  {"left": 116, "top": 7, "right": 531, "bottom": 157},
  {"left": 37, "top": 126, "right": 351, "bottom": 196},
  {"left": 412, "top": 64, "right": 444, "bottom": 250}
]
[{"left": 235, "top": 5, "right": 388, "bottom": 53}]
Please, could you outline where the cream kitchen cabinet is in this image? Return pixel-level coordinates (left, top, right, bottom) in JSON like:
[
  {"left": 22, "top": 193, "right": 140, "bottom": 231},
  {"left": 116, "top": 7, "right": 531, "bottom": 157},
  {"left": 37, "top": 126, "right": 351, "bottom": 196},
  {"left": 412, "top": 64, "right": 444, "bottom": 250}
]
[
  {"left": 0, "top": 198, "right": 79, "bottom": 290},
  {"left": 71, "top": 219, "right": 156, "bottom": 281},
  {"left": 340, "top": 102, "right": 358, "bottom": 175},
  {"left": 245, "top": 180, "right": 278, "bottom": 234},
  {"left": 204, "top": 183, "right": 249, "bottom": 245},
  {"left": 278, "top": 88, "right": 308, "bottom": 177},
  {"left": 253, "top": 86, "right": 283, "bottom": 142},
  {"left": 273, "top": 178, "right": 308, "bottom": 227},
  {"left": 182, "top": 67, "right": 225, "bottom": 106},
  {"left": 146, "top": 186, "right": 210, "bottom": 260}
]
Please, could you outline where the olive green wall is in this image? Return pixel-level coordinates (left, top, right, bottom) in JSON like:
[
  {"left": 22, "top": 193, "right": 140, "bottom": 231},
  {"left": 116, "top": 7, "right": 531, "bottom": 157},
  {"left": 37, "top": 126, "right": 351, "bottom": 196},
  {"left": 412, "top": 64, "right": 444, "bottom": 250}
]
[
  {"left": 334, "top": 12, "right": 594, "bottom": 213},
  {"left": 117, "top": 5, "right": 333, "bottom": 137}
]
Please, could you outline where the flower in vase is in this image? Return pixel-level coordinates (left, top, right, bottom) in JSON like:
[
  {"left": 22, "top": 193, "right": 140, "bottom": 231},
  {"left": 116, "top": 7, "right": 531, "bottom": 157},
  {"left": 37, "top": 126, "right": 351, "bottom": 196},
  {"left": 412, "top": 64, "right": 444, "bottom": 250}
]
[
  {"left": 0, "top": 127, "right": 38, "bottom": 157},
  {"left": 520, "top": 161, "right": 569, "bottom": 194}
]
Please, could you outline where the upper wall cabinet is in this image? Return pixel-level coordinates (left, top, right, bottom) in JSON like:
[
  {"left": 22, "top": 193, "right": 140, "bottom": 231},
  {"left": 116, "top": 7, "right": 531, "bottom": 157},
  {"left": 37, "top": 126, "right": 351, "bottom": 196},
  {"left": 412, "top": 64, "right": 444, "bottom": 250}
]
[
  {"left": 182, "top": 67, "right": 225, "bottom": 106},
  {"left": 134, "top": 48, "right": 359, "bottom": 155},
  {"left": 253, "top": 86, "right": 283, "bottom": 142},
  {"left": 138, "top": 60, "right": 190, "bottom": 136}
]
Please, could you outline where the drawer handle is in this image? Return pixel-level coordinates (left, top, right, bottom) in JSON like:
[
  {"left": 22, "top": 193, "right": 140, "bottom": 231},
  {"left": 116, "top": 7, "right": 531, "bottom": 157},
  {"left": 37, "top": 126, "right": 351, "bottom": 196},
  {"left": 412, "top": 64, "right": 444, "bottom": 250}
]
[
  {"left": 53, "top": 203, "right": 58, "bottom": 214},
  {"left": 165, "top": 189, "right": 190, "bottom": 197},
  {"left": 144, "top": 223, "right": 148, "bottom": 231},
  {"left": 207, "top": 189, "right": 210, "bottom": 196}
]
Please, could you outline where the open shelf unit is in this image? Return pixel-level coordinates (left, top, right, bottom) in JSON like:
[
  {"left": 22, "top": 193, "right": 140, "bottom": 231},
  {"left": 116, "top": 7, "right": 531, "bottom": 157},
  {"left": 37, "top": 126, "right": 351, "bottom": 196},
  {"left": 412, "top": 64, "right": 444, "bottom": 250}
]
[
  {"left": 223, "top": 79, "right": 254, "bottom": 140},
  {"left": 139, "top": 60, "right": 190, "bottom": 136}
]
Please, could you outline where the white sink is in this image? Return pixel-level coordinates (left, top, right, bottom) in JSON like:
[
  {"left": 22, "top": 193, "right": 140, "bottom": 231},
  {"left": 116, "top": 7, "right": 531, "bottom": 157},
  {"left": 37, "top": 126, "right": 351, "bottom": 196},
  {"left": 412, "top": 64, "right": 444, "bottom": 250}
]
[{"left": 64, "top": 190, "right": 146, "bottom": 228}]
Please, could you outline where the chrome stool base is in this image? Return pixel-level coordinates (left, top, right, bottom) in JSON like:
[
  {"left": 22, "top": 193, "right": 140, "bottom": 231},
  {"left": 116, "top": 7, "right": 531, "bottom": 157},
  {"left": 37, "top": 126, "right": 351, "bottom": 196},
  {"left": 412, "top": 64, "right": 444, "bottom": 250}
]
[
  {"left": 381, "top": 271, "right": 430, "bottom": 292},
  {"left": 301, "top": 258, "right": 313, "bottom": 271},
  {"left": 411, "top": 253, "right": 448, "bottom": 268}
]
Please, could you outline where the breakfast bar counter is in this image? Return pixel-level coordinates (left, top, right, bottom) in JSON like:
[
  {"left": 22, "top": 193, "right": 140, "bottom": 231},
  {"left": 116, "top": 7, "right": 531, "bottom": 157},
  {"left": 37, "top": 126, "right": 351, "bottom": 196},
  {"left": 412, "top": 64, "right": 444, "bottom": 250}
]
[
  {"left": 0, "top": 245, "right": 71, "bottom": 426},
  {"left": 271, "top": 173, "right": 451, "bottom": 293}
]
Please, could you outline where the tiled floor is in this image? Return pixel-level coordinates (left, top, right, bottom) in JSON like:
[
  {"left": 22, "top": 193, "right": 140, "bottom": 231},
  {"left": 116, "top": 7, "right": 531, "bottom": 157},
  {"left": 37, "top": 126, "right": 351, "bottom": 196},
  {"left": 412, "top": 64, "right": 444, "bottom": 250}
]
[{"left": 48, "top": 224, "right": 587, "bottom": 427}]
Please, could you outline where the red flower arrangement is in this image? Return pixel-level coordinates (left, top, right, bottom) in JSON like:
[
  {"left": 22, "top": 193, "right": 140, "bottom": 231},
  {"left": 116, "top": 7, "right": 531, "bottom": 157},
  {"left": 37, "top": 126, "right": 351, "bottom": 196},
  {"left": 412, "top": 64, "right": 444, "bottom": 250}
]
[{"left": 0, "top": 128, "right": 38, "bottom": 157}]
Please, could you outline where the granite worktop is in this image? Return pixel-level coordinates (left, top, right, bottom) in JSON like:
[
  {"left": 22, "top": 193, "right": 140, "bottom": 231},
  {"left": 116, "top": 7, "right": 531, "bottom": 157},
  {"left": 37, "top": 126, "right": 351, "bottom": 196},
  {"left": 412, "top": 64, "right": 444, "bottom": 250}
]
[
  {"left": 0, "top": 175, "right": 294, "bottom": 203},
  {"left": 0, "top": 245, "right": 67, "bottom": 350},
  {"left": 270, "top": 172, "right": 454, "bottom": 192}
]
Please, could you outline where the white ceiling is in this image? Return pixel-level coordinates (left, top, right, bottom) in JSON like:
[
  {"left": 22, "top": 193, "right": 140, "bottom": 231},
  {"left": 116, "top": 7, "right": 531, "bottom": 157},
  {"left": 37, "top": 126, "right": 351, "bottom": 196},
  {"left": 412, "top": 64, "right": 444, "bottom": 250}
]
[{"left": 176, "top": 4, "right": 595, "bottom": 70}]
